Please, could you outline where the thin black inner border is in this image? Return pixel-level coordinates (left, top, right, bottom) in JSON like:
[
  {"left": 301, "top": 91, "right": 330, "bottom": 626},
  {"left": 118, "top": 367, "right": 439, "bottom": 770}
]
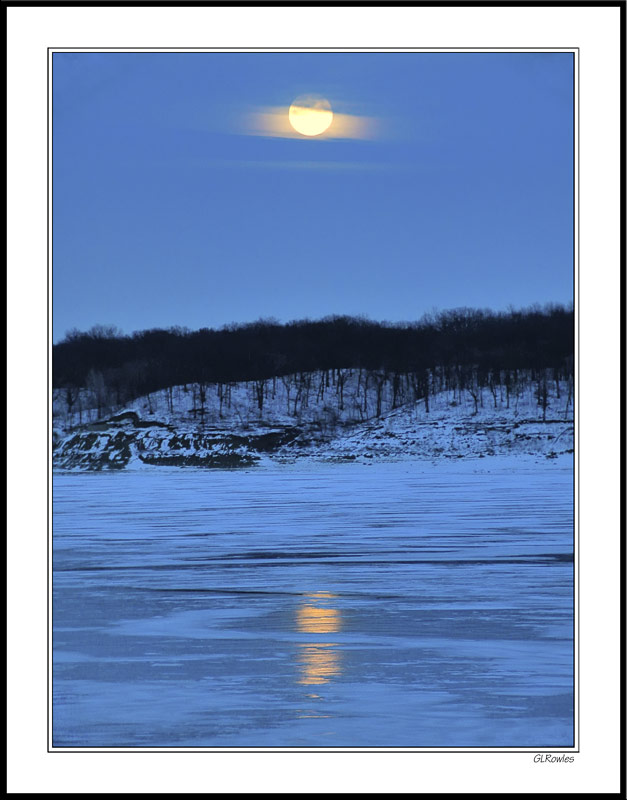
[{"left": 47, "top": 45, "right": 580, "bottom": 754}]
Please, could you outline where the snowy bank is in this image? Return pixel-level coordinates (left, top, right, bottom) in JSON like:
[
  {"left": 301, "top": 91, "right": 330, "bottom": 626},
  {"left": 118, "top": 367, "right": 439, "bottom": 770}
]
[{"left": 52, "top": 376, "right": 573, "bottom": 471}]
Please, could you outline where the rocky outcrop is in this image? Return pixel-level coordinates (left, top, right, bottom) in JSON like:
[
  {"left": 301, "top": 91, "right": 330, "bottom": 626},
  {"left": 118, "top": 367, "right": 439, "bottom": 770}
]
[{"left": 52, "top": 414, "right": 300, "bottom": 470}]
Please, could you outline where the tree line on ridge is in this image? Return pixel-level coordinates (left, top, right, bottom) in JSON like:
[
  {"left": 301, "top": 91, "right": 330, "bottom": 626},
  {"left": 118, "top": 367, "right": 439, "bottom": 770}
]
[{"left": 53, "top": 304, "right": 574, "bottom": 422}]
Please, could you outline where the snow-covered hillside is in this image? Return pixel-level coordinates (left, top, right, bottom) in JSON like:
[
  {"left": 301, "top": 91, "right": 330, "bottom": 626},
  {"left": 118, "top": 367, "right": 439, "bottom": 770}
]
[{"left": 52, "top": 370, "right": 574, "bottom": 470}]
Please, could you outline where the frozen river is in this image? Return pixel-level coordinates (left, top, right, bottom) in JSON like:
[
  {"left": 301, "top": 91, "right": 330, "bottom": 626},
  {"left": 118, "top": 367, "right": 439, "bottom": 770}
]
[{"left": 52, "top": 459, "right": 574, "bottom": 748}]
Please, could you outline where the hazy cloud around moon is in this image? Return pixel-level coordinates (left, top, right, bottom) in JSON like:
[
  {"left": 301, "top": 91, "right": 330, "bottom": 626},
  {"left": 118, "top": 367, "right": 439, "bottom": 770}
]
[{"left": 240, "top": 105, "right": 381, "bottom": 140}]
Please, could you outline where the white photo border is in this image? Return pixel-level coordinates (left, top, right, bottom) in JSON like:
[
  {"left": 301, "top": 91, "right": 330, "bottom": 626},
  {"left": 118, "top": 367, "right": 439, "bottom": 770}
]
[{"left": 7, "top": 3, "right": 622, "bottom": 795}]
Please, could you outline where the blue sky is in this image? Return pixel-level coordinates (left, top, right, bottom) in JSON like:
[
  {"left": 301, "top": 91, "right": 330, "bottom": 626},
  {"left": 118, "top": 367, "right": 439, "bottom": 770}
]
[{"left": 52, "top": 51, "right": 573, "bottom": 342}]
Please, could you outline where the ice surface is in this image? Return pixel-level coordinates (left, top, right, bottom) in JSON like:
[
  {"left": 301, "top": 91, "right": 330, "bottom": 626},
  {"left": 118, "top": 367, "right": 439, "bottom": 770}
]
[{"left": 52, "top": 460, "right": 574, "bottom": 748}]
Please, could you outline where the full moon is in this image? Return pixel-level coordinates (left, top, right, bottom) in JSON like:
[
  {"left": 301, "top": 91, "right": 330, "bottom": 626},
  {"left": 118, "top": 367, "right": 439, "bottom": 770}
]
[{"left": 288, "top": 95, "right": 333, "bottom": 137}]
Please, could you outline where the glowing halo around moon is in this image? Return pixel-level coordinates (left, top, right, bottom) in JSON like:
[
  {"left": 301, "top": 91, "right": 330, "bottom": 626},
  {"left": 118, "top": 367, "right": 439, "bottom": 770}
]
[{"left": 288, "top": 95, "right": 333, "bottom": 137}]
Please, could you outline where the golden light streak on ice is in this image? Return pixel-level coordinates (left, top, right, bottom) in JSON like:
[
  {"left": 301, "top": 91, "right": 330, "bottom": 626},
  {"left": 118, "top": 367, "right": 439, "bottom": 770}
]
[{"left": 295, "top": 592, "right": 342, "bottom": 685}]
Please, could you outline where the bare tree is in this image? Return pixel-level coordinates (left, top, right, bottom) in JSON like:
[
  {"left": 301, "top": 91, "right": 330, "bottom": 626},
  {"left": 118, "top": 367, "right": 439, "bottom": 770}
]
[
  {"left": 373, "top": 371, "right": 387, "bottom": 418},
  {"left": 536, "top": 372, "right": 549, "bottom": 421},
  {"left": 336, "top": 369, "right": 348, "bottom": 411},
  {"left": 196, "top": 381, "right": 208, "bottom": 425},
  {"left": 467, "top": 371, "right": 480, "bottom": 415},
  {"left": 86, "top": 369, "right": 109, "bottom": 419},
  {"left": 254, "top": 379, "right": 266, "bottom": 416},
  {"left": 488, "top": 372, "right": 498, "bottom": 409},
  {"left": 564, "top": 374, "right": 573, "bottom": 420},
  {"left": 64, "top": 386, "right": 80, "bottom": 429},
  {"left": 281, "top": 375, "right": 292, "bottom": 416}
]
